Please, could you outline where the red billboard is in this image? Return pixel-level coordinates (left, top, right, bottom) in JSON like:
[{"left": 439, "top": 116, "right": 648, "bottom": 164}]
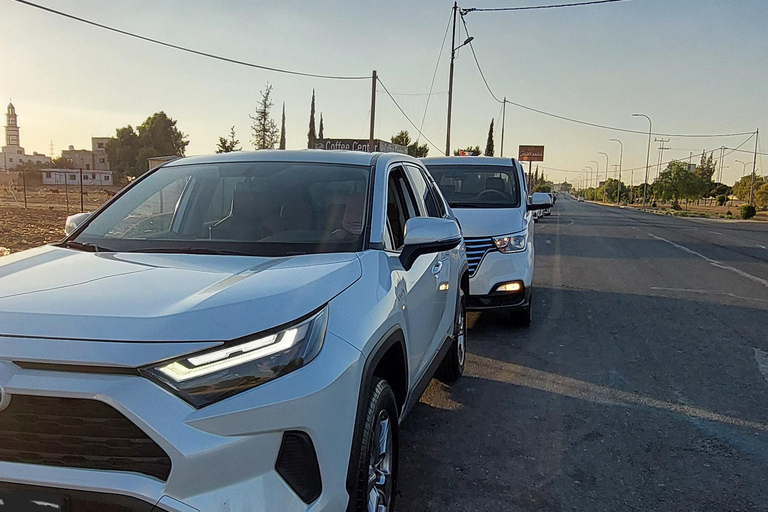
[{"left": 518, "top": 145, "right": 545, "bottom": 162}]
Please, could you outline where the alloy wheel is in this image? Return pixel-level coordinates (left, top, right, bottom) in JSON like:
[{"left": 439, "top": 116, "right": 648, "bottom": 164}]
[{"left": 367, "top": 410, "right": 393, "bottom": 512}]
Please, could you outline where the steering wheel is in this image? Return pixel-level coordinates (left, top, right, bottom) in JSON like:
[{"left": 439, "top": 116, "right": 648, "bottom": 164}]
[{"left": 475, "top": 189, "right": 512, "bottom": 200}]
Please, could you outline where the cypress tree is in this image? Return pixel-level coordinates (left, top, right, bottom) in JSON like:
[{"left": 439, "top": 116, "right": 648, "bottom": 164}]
[
  {"left": 484, "top": 119, "right": 495, "bottom": 156},
  {"left": 279, "top": 102, "right": 286, "bottom": 150},
  {"left": 307, "top": 90, "right": 317, "bottom": 148},
  {"left": 319, "top": 113, "right": 324, "bottom": 139}
]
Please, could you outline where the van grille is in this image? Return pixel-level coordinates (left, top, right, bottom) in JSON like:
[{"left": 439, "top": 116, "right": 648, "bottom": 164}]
[
  {"left": 464, "top": 237, "right": 496, "bottom": 276},
  {"left": 0, "top": 395, "right": 171, "bottom": 481}
]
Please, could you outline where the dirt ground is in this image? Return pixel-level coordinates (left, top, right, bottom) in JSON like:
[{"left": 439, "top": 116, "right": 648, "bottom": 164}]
[{"left": 0, "top": 185, "right": 115, "bottom": 254}]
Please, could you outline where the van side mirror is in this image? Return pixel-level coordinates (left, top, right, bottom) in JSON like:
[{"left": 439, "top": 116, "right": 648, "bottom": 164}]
[
  {"left": 400, "top": 217, "right": 461, "bottom": 271},
  {"left": 64, "top": 212, "right": 91, "bottom": 236}
]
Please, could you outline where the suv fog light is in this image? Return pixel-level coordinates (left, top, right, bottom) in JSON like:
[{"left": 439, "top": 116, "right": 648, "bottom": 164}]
[{"left": 496, "top": 281, "right": 522, "bottom": 292}]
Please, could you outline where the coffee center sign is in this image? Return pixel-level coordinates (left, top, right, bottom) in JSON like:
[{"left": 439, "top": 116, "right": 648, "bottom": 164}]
[{"left": 314, "top": 139, "right": 407, "bottom": 154}]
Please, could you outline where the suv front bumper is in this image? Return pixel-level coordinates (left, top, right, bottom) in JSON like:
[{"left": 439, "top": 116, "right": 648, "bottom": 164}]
[
  {"left": 467, "top": 248, "right": 534, "bottom": 310},
  {"left": 0, "top": 332, "right": 363, "bottom": 512}
]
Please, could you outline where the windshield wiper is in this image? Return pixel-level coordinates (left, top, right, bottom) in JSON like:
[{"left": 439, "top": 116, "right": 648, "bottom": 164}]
[
  {"left": 126, "top": 247, "right": 255, "bottom": 256},
  {"left": 60, "top": 240, "right": 114, "bottom": 253}
]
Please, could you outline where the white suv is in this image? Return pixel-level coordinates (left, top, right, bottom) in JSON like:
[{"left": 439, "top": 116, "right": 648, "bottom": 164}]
[
  {"left": 0, "top": 150, "right": 467, "bottom": 512},
  {"left": 424, "top": 156, "right": 550, "bottom": 326}
]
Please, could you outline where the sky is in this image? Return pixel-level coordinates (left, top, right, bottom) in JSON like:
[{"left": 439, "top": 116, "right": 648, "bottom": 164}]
[{"left": 2, "top": 0, "right": 767, "bottom": 187}]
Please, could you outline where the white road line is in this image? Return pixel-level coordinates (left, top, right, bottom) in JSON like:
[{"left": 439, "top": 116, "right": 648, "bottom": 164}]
[
  {"left": 648, "top": 233, "right": 768, "bottom": 288},
  {"left": 754, "top": 348, "right": 768, "bottom": 384},
  {"left": 650, "top": 287, "right": 768, "bottom": 304},
  {"left": 710, "top": 231, "right": 723, "bottom": 235},
  {"left": 758, "top": 244, "right": 767, "bottom": 250}
]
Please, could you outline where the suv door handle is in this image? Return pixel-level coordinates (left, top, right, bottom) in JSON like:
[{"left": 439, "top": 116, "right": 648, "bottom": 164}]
[{"left": 432, "top": 261, "right": 443, "bottom": 276}]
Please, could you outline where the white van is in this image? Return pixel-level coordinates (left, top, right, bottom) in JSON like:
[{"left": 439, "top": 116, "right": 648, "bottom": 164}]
[{"left": 423, "top": 157, "right": 551, "bottom": 325}]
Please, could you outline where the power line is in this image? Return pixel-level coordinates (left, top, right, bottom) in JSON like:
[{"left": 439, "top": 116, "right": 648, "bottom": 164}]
[
  {"left": 13, "top": 0, "right": 369, "bottom": 80},
  {"left": 377, "top": 77, "right": 442, "bottom": 153},
  {"left": 462, "top": 0, "right": 635, "bottom": 13},
  {"left": 376, "top": 89, "right": 448, "bottom": 97},
  {"left": 459, "top": 15, "right": 755, "bottom": 139}
]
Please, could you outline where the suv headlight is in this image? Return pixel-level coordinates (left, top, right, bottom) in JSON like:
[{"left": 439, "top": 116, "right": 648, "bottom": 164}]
[
  {"left": 141, "top": 306, "right": 328, "bottom": 408},
  {"left": 492, "top": 231, "right": 528, "bottom": 253}
]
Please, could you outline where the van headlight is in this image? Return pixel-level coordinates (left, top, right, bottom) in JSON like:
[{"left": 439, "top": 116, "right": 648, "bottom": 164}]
[
  {"left": 492, "top": 231, "right": 528, "bottom": 253},
  {"left": 142, "top": 307, "right": 328, "bottom": 408}
]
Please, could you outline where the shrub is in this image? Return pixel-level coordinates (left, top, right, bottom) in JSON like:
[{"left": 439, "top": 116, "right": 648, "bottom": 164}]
[
  {"left": 671, "top": 200, "right": 682, "bottom": 210},
  {"left": 716, "top": 194, "right": 727, "bottom": 206},
  {"left": 725, "top": 210, "right": 733, "bottom": 217},
  {"left": 740, "top": 205, "right": 756, "bottom": 220}
]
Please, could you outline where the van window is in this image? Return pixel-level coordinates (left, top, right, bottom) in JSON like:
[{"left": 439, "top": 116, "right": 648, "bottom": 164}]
[{"left": 426, "top": 164, "right": 521, "bottom": 209}]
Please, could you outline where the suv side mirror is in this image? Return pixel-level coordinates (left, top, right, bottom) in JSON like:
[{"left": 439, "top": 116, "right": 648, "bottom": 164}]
[
  {"left": 400, "top": 217, "right": 461, "bottom": 271},
  {"left": 528, "top": 193, "right": 552, "bottom": 211},
  {"left": 64, "top": 212, "right": 91, "bottom": 236}
]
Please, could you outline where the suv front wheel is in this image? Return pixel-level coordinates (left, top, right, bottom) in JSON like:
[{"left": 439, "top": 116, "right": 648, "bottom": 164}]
[{"left": 350, "top": 378, "right": 399, "bottom": 512}]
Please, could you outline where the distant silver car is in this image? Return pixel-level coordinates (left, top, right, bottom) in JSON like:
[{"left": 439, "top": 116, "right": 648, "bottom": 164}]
[{"left": 577, "top": 196, "right": 585, "bottom": 202}]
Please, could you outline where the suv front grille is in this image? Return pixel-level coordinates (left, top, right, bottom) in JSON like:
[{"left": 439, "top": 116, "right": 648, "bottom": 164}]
[
  {"left": 464, "top": 237, "right": 496, "bottom": 276},
  {"left": 0, "top": 395, "right": 171, "bottom": 481}
]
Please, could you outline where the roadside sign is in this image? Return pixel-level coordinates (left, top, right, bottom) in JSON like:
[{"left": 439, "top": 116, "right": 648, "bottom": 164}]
[
  {"left": 518, "top": 145, "right": 545, "bottom": 162},
  {"left": 314, "top": 139, "right": 407, "bottom": 154}
]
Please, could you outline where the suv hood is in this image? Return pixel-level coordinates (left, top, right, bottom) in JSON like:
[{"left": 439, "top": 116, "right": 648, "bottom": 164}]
[
  {"left": 452, "top": 207, "right": 526, "bottom": 238},
  {"left": 0, "top": 246, "right": 361, "bottom": 342}
]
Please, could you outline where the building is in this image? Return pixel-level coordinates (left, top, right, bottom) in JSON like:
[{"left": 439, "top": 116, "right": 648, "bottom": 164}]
[
  {"left": 0, "top": 102, "right": 52, "bottom": 170},
  {"left": 40, "top": 169, "right": 113, "bottom": 187},
  {"left": 61, "top": 137, "right": 111, "bottom": 171}
]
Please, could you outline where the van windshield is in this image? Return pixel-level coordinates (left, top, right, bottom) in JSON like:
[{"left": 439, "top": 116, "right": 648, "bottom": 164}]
[{"left": 425, "top": 165, "right": 521, "bottom": 208}]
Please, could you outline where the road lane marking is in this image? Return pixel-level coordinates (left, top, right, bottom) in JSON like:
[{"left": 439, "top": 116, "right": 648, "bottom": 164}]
[
  {"left": 468, "top": 354, "right": 768, "bottom": 433},
  {"left": 650, "top": 287, "right": 768, "bottom": 304},
  {"left": 710, "top": 231, "right": 723, "bottom": 235},
  {"left": 758, "top": 244, "right": 767, "bottom": 250},
  {"left": 648, "top": 233, "right": 768, "bottom": 289},
  {"left": 755, "top": 349, "right": 768, "bottom": 384}
]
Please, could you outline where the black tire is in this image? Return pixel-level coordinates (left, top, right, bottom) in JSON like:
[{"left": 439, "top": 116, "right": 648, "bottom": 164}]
[
  {"left": 436, "top": 288, "right": 466, "bottom": 383},
  {"left": 510, "top": 294, "right": 533, "bottom": 327},
  {"left": 350, "top": 378, "right": 399, "bottom": 512}
]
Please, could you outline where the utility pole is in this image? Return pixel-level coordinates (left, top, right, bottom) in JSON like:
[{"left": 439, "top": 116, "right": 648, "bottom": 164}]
[
  {"left": 79, "top": 168, "right": 84, "bottom": 212},
  {"left": 750, "top": 129, "right": 759, "bottom": 206},
  {"left": 610, "top": 138, "right": 623, "bottom": 205},
  {"left": 445, "top": 1, "right": 458, "bottom": 156},
  {"left": 632, "top": 113, "right": 652, "bottom": 208},
  {"left": 500, "top": 97, "right": 506, "bottom": 157},
  {"left": 718, "top": 146, "right": 725, "bottom": 183},
  {"left": 369, "top": 70, "right": 377, "bottom": 151},
  {"left": 21, "top": 168, "right": 27, "bottom": 209},
  {"left": 655, "top": 138, "right": 670, "bottom": 179}
]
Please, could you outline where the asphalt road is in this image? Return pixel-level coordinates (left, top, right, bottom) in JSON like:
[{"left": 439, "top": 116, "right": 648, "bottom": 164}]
[{"left": 398, "top": 197, "right": 768, "bottom": 511}]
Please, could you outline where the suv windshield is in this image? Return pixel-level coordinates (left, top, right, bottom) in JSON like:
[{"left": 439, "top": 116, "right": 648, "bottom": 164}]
[
  {"left": 71, "top": 161, "right": 370, "bottom": 256},
  {"left": 426, "top": 164, "right": 520, "bottom": 208}
]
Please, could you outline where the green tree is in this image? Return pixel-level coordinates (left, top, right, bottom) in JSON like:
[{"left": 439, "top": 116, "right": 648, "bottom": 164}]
[
  {"left": 484, "top": 119, "right": 494, "bottom": 156},
  {"left": 755, "top": 182, "right": 768, "bottom": 210},
  {"left": 307, "top": 89, "right": 317, "bottom": 148},
  {"left": 391, "top": 130, "right": 429, "bottom": 158},
  {"left": 602, "top": 178, "right": 627, "bottom": 202},
  {"left": 137, "top": 112, "right": 189, "bottom": 157},
  {"left": 733, "top": 174, "right": 766, "bottom": 202},
  {"left": 105, "top": 125, "right": 140, "bottom": 178},
  {"left": 250, "top": 83, "right": 280, "bottom": 150},
  {"left": 318, "top": 113, "right": 324, "bottom": 140},
  {"left": 453, "top": 146, "right": 481, "bottom": 156},
  {"left": 216, "top": 126, "right": 241, "bottom": 153},
  {"left": 656, "top": 160, "right": 702, "bottom": 209},
  {"left": 279, "top": 103, "right": 286, "bottom": 150}
]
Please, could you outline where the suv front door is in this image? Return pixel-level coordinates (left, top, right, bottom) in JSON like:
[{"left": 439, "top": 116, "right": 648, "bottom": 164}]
[{"left": 385, "top": 165, "right": 445, "bottom": 382}]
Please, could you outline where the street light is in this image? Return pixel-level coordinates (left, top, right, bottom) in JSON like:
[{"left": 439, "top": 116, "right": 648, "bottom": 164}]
[
  {"left": 632, "top": 113, "right": 652, "bottom": 208},
  {"left": 609, "top": 138, "right": 623, "bottom": 205},
  {"left": 598, "top": 152, "right": 609, "bottom": 201},
  {"left": 445, "top": 1, "right": 474, "bottom": 156},
  {"left": 736, "top": 159, "right": 751, "bottom": 177}
]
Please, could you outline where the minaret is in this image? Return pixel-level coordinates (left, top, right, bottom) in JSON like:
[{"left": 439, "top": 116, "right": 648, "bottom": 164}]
[{"left": 6, "top": 102, "right": 19, "bottom": 147}]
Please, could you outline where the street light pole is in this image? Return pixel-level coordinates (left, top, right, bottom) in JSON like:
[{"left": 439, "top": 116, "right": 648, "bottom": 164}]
[
  {"left": 445, "top": 2, "right": 458, "bottom": 156},
  {"left": 590, "top": 159, "right": 600, "bottom": 193},
  {"left": 598, "top": 152, "right": 609, "bottom": 201},
  {"left": 609, "top": 138, "right": 623, "bottom": 205},
  {"left": 736, "top": 159, "right": 749, "bottom": 177},
  {"left": 500, "top": 97, "right": 506, "bottom": 157},
  {"left": 750, "top": 128, "right": 759, "bottom": 206},
  {"left": 633, "top": 113, "right": 652, "bottom": 208}
]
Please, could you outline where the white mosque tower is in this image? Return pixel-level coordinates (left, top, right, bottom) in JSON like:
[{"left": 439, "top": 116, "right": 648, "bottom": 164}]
[{"left": 1, "top": 102, "right": 51, "bottom": 170}]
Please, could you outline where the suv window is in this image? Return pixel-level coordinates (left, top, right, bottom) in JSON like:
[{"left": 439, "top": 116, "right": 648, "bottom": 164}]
[
  {"left": 405, "top": 164, "right": 441, "bottom": 218},
  {"left": 386, "top": 167, "right": 418, "bottom": 250},
  {"left": 427, "top": 164, "right": 521, "bottom": 209}
]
